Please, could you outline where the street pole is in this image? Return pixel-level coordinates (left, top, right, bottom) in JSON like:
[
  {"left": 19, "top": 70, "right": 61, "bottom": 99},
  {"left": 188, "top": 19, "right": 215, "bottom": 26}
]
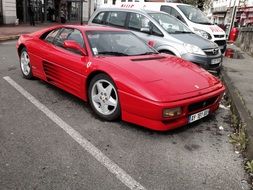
[
  {"left": 227, "top": 0, "right": 237, "bottom": 40},
  {"left": 80, "top": 0, "right": 83, "bottom": 25},
  {"left": 88, "top": 0, "right": 91, "bottom": 21}
]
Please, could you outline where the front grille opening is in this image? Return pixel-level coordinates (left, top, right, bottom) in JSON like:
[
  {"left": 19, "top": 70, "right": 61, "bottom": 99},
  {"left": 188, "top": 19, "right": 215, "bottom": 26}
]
[
  {"left": 188, "top": 96, "right": 218, "bottom": 113},
  {"left": 214, "top": 40, "right": 226, "bottom": 46},
  {"left": 204, "top": 48, "right": 219, "bottom": 56},
  {"left": 214, "top": 35, "right": 225, "bottom": 38}
]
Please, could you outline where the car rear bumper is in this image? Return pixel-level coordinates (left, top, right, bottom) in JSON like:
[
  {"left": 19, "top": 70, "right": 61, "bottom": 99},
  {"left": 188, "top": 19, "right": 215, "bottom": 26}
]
[{"left": 119, "top": 85, "right": 225, "bottom": 131}]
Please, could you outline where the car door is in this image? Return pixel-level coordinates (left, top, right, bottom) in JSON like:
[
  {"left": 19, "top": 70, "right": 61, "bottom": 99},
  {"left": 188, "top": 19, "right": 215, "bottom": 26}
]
[{"left": 42, "top": 28, "right": 87, "bottom": 98}]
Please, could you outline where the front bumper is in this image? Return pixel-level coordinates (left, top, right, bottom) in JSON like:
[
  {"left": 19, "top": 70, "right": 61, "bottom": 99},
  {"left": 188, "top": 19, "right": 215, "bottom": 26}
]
[
  {"left": 119, "top": 85, "right": 225, "bottom": 131},
  {"left": 181, "top": 53, "right": 222, "bottom": 73}
]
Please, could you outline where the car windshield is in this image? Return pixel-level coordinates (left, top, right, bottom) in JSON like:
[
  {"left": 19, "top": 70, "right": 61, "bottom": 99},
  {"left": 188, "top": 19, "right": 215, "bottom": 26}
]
[
  {"left": 149, "top": 13, "right": 192, "bottom": 34},
  {"left": 177, "top": 5, "right": 212, "bottom": 24},
  {"left": 86, "top": 31, "right": 157, "bottom": 56}
]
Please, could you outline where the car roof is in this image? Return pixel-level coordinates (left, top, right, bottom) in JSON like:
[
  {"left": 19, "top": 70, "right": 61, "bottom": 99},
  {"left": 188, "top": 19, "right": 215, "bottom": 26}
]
[
  {"left": 48, "top": 24, "right": 127, "bottom": 32},
  {"left": 95, "top": 7, "right": 167, "bottom": 14}
]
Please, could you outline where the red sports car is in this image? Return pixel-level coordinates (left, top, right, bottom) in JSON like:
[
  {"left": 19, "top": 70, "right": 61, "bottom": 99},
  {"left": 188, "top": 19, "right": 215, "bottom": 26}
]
[{"left": 16, "top": 25, "right": 225, "bottom": 131}]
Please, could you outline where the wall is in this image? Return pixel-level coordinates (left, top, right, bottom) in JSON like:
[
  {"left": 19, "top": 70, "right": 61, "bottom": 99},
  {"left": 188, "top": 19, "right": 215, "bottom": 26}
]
[
  {"left": 235, "top": 27, "right": 253, "bottom": 56},
  {"left": 83, "top": 0, "right": 94, "bottom": 22},
  {"left": 2, "top": 0, "right": 16, "bottom": 24}
]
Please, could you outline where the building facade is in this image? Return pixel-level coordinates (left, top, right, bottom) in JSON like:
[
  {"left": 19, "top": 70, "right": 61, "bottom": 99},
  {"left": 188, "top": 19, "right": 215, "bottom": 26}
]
[
  {"left": 0, "top": 0, "right": 2, "bottom": 24},
  {"left": 0, "top": 0, "right": 94, "bottom": 25},
  {"left": 212, "top": 0, "right": 253, "bottom": 27}
]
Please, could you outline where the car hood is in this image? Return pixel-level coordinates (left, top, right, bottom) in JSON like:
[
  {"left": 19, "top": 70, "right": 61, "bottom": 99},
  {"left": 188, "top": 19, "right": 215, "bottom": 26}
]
[
  {"left": 170, "top": 33, "right": 217, "bottom": 50},
  {"left": 97, "top": 54, "right": 221, "bottom": 102}
]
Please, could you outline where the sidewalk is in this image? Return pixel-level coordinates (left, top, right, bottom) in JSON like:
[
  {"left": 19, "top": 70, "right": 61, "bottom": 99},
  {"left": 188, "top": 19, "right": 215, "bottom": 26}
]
[
  {"left": 222, "top": 44, "right": 253, "bottom": 160},
  {"left": 0, "top": 24, "right": 253, "bottom": 159}
]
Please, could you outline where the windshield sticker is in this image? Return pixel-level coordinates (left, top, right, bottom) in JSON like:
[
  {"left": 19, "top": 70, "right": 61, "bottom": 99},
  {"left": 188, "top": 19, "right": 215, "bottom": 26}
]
[{"left": 92, "top": 48, "right": 98, "bottom": 55}]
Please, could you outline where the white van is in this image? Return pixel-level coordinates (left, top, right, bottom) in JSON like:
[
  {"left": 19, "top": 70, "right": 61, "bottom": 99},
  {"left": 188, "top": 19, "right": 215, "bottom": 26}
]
[{"left": 116, "top": 2, "right": 227, "bottom": 53}]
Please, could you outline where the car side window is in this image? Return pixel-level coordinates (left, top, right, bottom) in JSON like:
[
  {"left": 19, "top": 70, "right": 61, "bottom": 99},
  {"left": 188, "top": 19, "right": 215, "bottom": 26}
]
[
  {"left": 106, "top": 11, "right": 127, "bottom": 27},
  {"left": 128, "top": 13, "right": 150, "bottom": 31},
  {"left": 92, "top": 11, "right": 106, "bottom": 24},
  {"left": 170, "top": 7, "right": 186, "bottom": 24},
  {"left": 151, "top": 23, "right": 163, "bottom": 37},
  {"left": 54, "top": 28, "right": 74, "bottom": 47},
  {"left": 54, "top": 28, "right": 84, "bottom": 54},
  {"left": 67, "top": 29, "right": 84, "bottom": 47},
  {"left": 43, "top": 29, "right": 61, "bottom": 43}
]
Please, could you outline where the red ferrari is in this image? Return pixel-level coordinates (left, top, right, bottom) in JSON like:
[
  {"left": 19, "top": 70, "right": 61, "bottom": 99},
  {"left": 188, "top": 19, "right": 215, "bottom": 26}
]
[{"left": 16, "top": 25, "right": 225, "bottom": 131}]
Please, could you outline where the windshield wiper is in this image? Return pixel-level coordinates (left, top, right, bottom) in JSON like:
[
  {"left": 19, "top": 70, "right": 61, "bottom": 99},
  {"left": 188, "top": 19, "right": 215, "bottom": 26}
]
[
  {"left": 136, "top": 52, "right": 158, "bottom": 56},
  {"left": 174, "top": 31, "right": 193, "bottom": 34},
  {"left": 98, "top": 51, "right": 128, "bottom": 56},
  {"left": 195, "top": 22, "right": 212, "bottom": 25}
]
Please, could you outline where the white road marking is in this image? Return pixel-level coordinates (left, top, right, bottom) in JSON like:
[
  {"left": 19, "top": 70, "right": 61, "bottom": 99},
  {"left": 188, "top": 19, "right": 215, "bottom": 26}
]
[{"left": 3, "top": 76, "right": 146, "bottom": 190}]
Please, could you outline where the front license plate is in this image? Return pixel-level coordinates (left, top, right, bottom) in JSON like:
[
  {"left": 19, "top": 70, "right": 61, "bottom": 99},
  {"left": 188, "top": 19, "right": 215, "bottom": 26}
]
[
  {"left": 189, "top": 109, "right": 209, "bottom": 123},
  {"left": 211, "top": 58, "right": 221, "bottom": 65}
]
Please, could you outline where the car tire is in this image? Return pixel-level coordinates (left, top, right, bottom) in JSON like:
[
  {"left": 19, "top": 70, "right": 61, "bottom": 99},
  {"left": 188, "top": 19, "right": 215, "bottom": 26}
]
[
  {"left": 88, "top": 73, "right": 121, "bottom": 121},
  {"left": 20, "top": 48, "right": 33, "bottom": 79}
]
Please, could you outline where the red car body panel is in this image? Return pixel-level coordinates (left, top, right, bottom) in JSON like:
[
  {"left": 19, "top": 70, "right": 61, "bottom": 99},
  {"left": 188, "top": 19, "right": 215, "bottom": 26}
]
[{"left": 16, "top": 25, "right": 225, "bottom": 131}]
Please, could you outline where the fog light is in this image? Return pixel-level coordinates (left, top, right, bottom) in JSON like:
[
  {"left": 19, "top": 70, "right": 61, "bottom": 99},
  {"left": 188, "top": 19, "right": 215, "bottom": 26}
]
[{"left": 163, "top": 107, "right": 182, "bottom": 118}]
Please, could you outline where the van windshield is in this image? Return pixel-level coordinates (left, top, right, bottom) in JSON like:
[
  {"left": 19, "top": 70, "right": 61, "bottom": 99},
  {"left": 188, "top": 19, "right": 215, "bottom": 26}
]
[
  {"left": 149, "top": 13, "right": 192, "bottom": 34},
  {"left": 177, "top": 5, "right": 212, "bottom": 25}
]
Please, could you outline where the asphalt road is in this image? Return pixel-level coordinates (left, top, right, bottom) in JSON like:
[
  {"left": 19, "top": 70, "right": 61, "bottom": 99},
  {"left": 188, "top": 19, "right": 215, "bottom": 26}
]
[{"left": 0, "top": 40, "right": 250, "bottom": 190}]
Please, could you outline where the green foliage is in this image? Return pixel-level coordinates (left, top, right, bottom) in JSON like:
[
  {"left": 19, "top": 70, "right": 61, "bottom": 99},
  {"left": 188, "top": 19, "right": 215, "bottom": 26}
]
[
  {"left": 245, "top": 160, "right": 253, "bottom": 173},
  {"left": 231, "top": 113, "right": 240, "bottom": 129},
  {"left": 229, "top": 126, "right": 248, "bottom": 151}
]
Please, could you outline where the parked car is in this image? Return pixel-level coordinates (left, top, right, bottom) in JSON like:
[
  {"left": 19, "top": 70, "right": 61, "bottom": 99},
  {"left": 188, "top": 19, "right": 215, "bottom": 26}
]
[
  {"left": 116, "top": 2, "right": 227, "bottom": 53},
  {"left": 16, "top": 25, "right": 225, "bottom": 131},
  {"left": 88, "top": 8, "right": 223, "bottom": 74}
]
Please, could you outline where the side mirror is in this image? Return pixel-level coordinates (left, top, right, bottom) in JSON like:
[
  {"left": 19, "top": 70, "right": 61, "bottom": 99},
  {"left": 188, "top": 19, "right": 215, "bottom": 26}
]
[
  {"left": 140, "top": 27, "right": 150, "bottom": 34},
  {"left": 63, "top": 40, "right": 87, "bottom": 56}
]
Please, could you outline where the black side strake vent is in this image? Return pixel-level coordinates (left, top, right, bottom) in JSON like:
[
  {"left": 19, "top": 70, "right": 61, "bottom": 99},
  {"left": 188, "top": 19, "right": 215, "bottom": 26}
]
[{"left": 131, "top": 56, "right": 166, "bottom": 62}]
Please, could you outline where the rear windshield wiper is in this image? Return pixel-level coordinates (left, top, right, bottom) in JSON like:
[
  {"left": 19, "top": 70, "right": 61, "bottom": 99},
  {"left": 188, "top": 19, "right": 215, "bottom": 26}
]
[{"left": 98, "top": 51, "right": 128, "bottom": 56}]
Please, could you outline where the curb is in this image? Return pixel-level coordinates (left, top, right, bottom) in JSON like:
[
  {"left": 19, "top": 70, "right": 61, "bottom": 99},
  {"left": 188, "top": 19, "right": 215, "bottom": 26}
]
[
  {"left": 0, "top": 35, "right": 20, "bottom": 42},
  {"left": 221, "top": 68, "right": 253, "bottom": 160}
]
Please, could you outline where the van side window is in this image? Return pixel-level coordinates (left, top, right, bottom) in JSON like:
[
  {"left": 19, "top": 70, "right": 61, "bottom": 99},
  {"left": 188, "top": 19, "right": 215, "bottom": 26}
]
[
  {"left": 106, "top": 11, "right": 127, "bottom": 27},
  {"left": 170, "top": 7, "right": 186, "bottom": 24},
  {"left": 92, "top": 12, "right": 105, "bottom": 24},
  {"left": 128, "top": 13, "right": 150, "bottom": 31},
  {"left": 160, "top": 6, "right": 172, "bottom": 14}
]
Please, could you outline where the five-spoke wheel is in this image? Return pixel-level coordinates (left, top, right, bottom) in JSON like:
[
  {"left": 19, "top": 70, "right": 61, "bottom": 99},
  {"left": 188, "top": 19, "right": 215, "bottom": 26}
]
[
  {"left": 88, "top": 74, "right": 120, "bottom": 121},
  {"left": 20, "top": 48, "right": 33, "bottom": 79}
]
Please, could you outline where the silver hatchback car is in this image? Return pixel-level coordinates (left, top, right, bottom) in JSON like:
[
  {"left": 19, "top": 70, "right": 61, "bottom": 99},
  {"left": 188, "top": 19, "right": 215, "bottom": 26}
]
[{"left": 88, "top": 8, "right": 222, "bottom": 73}]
